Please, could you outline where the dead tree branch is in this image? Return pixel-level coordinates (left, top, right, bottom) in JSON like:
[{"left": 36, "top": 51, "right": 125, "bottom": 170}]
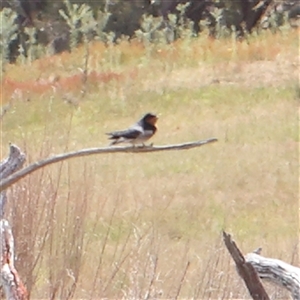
[
  {"left": 0, "top": 191, "right": 7, "bottom": 218},
  {"left": 223, "top": 231, "right": 270, "bottom": 300},
  {"left": 0, "top": 220, "right": 28, "bottom": 300},
  {"left": 0, "top": 145, "right": 27, "bottom": 299},
  {"left": 245, "top": 252, "right": 300, "bottom": 300},
  {"left": 0, "top": 144, "right": 26, "bottom": 179},
  {"left": 223, "top": 231, "right": 300, "bottom": 300},
  {"left": 0, "top": 138, "right": 217, "bottom": 192},
  {"left": 0, "top": 144, "right": 26, "bottom": 215}
]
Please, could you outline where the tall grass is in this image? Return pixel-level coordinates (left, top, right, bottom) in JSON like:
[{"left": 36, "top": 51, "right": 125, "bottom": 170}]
[{"left": 1, "top": 29, "right": 299, "bottom": 298}]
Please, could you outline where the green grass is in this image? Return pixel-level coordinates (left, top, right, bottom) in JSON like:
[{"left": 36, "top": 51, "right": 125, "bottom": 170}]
[{"left": 1, "top": 29, "right": 299, "bottom": 299}]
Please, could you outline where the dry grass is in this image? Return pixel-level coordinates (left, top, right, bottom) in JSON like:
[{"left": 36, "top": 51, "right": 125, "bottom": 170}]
[{"left": 0, "top": 28, "right": 299, "bottom": 299}]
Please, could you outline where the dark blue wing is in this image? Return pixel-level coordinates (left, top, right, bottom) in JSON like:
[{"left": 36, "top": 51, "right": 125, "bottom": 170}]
[{"left": 106, "top": 128, "right": 142, "bottom": 140}]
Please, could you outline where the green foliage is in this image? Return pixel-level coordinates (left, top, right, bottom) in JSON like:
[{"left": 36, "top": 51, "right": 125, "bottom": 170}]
[
  {"left": 266, "top": 10, "right": 292, "bottom": 33},
  {"left": 23, "top": 27, "right": 41, "bottom": 63},
  {"left": 58, "top": 0, "right": 112, "bottom": 49},
  {"left": 95, "top": 9, "right": 111, "bottom": 42},
  {"left": 1, "top": 0, "right": 298, "bottom": 65},
  {"left": 59, "top": 0, "right": 97, "bottom": 49},
  {"left": 175, "top": 3, "right": 195, "bottom": 39},
  {"left": 135, "top": 3, "right": 194, "bottom": 48},
  {"left": 213, "top": 8, "right": 230, "bottom": 37},
  {"left": 0, "top": 8, "right": 18, "bottom": 72},
  {"left": 135, "top": 15, "right": 164, "bottom": 45}
]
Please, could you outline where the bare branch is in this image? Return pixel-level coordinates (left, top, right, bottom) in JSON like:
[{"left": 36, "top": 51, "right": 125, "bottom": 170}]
[
  {"left": 0, "top": 138, "right": 217, "bottom": 192},
  {"left": 0, "top": 144, "right": 28, "bottom": 299},
  {"left": 0, "top": 219, "right": 28, "bottom": 300},
  {"left": 0, "top": 191, "right": 7, "bottom": 218},
  {"left": 223, "top": 231, "right": 270, "bottom": 300},
  {"left": 0, "top": 144, "right": 26, "bottom": 178},
  {"left": 245, "top": 252, "right": 300, "bottom": 300},
  {"left": 0, "top": 144, "right": 26, "bottom": 216}
]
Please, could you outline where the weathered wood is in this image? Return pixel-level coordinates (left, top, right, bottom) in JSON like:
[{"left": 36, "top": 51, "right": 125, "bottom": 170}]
[
  {"left": 0, "top": 145, "right": 27, "bottom": 300},
  {"left": 0, "top": 191, "right": 7, "bottom": 218},
  {"left": 0, "top": 144, "right": 26, "bottom": 216},
  {"left": 245, "top": 252, "right": 300, "bottom": 300},
  {"left": 224, "top": 231, "right": 300, "bottom": 300},
  {"left": 223, "top": 231, "right": 270, "bottom": 300},
  {"left": 0, "top": 144, "right": 26, "bottom": 179},
  {"left": 0, "top": 220, "right": 28, "bottom": 300},
  {"left": 0, "top": 138, "right": 217, "bottom": 192}
]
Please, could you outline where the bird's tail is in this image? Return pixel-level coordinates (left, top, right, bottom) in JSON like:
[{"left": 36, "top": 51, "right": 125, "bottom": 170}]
[
  {"left": 106, "top": 132, "right": 122, "bottom": 146},
  {"left": 109, "top": 139, "right": 119, "bottom": 146}
]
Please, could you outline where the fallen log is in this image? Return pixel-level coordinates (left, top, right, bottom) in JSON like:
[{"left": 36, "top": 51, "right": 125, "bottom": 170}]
[
  {"left": 245, "top": 252, "right": 300, "bottom": 300},
  {"left": 223, "top": 231, "right": 270, "bottom": 300},
  {"left": 223, "top": 231, "right": 300, "bottom": 300}
]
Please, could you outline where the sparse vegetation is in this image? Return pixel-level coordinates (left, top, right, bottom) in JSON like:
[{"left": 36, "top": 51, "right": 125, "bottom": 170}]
[
  {"left": 0, "top": 9, "right": 298, "bottom": 299},
  {"left": 0, "top": 8, "right": 18, "bottom": 72}
]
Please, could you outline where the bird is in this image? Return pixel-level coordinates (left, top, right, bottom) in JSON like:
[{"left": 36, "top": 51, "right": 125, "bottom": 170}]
[{"left": 106, "top": 113, "right": 158, "bottom": 146}]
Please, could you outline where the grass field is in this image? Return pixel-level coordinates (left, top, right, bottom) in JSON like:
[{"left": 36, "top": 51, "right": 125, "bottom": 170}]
[{"left": 1, "top": 29, "right": 299, "bottom": 299}]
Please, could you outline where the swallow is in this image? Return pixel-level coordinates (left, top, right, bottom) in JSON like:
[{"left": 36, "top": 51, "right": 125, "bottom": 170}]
[{"left": 106, "top": 113, "right": 158, "bottom": 146}]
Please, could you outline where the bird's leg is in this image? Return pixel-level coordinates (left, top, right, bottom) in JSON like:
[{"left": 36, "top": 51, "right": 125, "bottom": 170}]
[{"left": 141, "top": 143, "right": 153, "bottom": 147}]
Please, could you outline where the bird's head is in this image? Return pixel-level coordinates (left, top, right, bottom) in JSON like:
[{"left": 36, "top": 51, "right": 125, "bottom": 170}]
[{"left": 143, "top": 113, "right": 158, "bottom": 125}]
